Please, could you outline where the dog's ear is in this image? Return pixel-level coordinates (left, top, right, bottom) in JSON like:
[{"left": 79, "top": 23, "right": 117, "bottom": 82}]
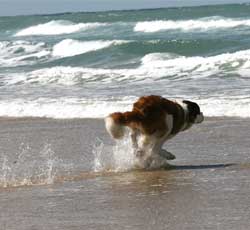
[
  {"left": 182, "top": 100, "right": 192, "bottom": 106},
  {"left": 183, "top": 100, "right": 200, "bottom": 113},
  {"left": 183, "top": 100, "right": 203, "bottom": 123}
]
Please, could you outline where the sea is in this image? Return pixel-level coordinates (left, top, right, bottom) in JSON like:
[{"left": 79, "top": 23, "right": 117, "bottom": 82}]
[{"left": 1, "top": 3, "right": 250, "bottom": 119}]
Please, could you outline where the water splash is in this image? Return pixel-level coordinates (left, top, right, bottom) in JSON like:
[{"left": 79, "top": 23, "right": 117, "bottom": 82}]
[
  {"left": 92, "top": 131, "right": 169, "bottom": 172},
  {"left": 0, "top": 143, "right": 68, "bottom": 188},
  {"left": 93, "top": 133, "right": 137, "bottom": 172}
]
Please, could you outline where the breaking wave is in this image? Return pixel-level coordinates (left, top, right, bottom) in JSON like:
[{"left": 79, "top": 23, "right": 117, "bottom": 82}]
[
  {"left": 0, "top": 40, "right": 50, "bottom": 67},
  {"left": 0, "top": 39, "right": 130, "bottom": 66},
  {"left": 52, "top": 39, "right": 129, "bottom": 57},
  {"left": 2, "top": 48, "right": 250, "bottom": 86},
  {"left": 15, "top": 20, "right": 108, "bottom": 36},
  {"left": 134, "top": 17, "right": 250, "bottom": 32}
]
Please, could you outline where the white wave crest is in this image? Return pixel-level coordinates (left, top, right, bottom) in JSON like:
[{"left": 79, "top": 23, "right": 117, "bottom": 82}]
[
  {"left": 15, "top": 20, "right": 107, "bottom": 36},
  {"left": 52, "top": 39, "right": 128, "bottom": 57},
  {"left": 134, "top": 17, "right": 250, "bottom": 32}
]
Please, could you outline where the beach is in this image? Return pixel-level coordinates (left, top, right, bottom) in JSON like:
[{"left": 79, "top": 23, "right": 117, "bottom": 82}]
[
  {"left": 1, "top": 3, "right": 250, "bottom": 229},
  {"left": 0, "top": 117, "right": 250, "bottom": 229}
]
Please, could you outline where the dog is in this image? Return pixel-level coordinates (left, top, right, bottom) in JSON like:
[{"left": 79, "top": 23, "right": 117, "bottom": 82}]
[{"left": 105, "top": 95, "right": 204, "bottom": 167}]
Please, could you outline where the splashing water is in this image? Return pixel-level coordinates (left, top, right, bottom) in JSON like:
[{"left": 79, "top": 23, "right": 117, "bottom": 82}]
[
  {"left": 93, "top": 133, "right": 137, "bottom": 172},
  {"left": 0, "top": 143, "right": 67, "bottom": 188},
  {"left": 93, "top": 131, "right": 170, "bottom": 172}
]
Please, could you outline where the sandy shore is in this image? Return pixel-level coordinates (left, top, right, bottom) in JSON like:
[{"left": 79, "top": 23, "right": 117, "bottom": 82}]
[{"left": 0, "top": 117, "right": 250, "bottom": 230}]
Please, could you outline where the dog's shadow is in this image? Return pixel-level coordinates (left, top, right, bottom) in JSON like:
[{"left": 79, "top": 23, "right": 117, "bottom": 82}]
[{"left": 165, "top": 163, "right": 236, "bottom": 171}]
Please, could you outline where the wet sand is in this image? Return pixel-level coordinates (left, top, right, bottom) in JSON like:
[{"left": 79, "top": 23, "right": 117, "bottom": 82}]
[{"left": 0, "top": 117, "right": 250, "bottom": 229}]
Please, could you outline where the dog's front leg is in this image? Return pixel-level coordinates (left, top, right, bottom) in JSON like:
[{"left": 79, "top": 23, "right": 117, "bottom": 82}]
[
  {"left": 130, "top": 129, "right": 138, "bottom": 149},
  {"left": 130, "top": 130, "right": 143, "bottom": 157}
]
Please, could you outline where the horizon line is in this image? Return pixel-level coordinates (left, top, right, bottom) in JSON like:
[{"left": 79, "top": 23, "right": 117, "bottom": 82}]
[{"left": 1, "top": 2, "right": 249, "bottom": 18}]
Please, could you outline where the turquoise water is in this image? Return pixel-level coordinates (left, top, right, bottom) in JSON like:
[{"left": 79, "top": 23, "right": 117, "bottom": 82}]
[{"left": 0, "top": 4, "right": 250, "bottom": 118}]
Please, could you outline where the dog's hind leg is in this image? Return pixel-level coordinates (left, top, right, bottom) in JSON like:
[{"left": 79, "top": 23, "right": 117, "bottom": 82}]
[{"left": 151, "top": 133, "right": 176, "bottom": 160}]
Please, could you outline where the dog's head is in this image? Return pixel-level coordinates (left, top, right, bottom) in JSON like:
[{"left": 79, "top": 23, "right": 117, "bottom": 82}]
[{"left": 183, "top": 100, "right": 204, "bottom": 124}]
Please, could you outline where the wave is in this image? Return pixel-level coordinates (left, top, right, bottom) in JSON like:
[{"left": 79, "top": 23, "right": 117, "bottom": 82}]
[
  {"left": 139, "top": 49, "right": 250, "bottom": 79},
  {"left": 15, "top": 20, "right": 108, "bottom": 36},
  {"left": 134, "top": 17, "right": 250, "bottom": 32},
  {"left": 0, "top": 39, "right": 128, "bottom": 67},
  {"left": 0, "top": 96, "right": 250, "bottom": 118},
  {"left": 52, "top": 39, "right": 128, "bottom": 57},
  {"left": 2, "top": 48, "right": 250, "bottom": 86},
  {"left": 0, "top": 40, "right": 50, "bottom": 67}
]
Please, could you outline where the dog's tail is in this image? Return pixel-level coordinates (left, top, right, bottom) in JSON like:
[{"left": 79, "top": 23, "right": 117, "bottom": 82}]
[{"left": 105, "top": 112, "right": 140, "bottom": 139}]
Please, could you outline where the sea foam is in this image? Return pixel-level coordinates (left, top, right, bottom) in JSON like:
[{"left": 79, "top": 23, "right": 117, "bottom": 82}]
[
  {"left": 0, "top": 95, "right": 250, "bottom": 119},
  {"left": 0, "top": 97, "right": 134, "bottom": 119}
]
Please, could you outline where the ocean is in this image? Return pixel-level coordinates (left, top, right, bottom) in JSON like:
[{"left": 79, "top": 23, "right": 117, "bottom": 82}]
[{"left": 1, "top": 3, "right": 250, "bottom": 118}]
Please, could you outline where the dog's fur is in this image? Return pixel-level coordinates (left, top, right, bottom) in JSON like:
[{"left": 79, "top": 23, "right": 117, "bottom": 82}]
[{"left": 105, "top": 95, "right": 204, "bottom": 166}]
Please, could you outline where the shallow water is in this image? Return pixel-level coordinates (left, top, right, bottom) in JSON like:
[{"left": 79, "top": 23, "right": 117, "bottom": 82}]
[{"left": 0, "top": 118, "right": 250, "bottom": 229}]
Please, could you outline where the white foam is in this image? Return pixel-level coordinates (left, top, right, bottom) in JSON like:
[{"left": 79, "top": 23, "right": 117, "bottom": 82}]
[
  {"left": 0, "top": 97, "right": 134, "bottom": 119},
  {"left": 196, "top": 96, "right": 250, "bottom": 118},
  {"left": 134, "top": 17, "right": 250, "bottom": 32},
  {"left": 0, "top": 95, "right": 250, "bottom": 119},
  {"left": 15, "top": 20, "right": 107, "bottom": 36},
  {"left": 52, "top": 39, "right": 128, "bottom": 57}
]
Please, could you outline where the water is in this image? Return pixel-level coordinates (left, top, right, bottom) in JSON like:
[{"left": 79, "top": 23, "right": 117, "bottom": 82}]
[{"left": 1, "top": 4, "right": 250, "bottom": 118}]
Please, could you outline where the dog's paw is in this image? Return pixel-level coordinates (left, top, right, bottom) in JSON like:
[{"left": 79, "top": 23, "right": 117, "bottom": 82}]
[{"left": 159, "top": 149, "right": 176, "bottom": 160}]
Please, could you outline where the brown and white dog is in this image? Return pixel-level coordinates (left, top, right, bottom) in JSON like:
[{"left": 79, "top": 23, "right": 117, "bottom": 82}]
[{"left": 105, "top": 95, "right": 204, "bottom": 167}]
